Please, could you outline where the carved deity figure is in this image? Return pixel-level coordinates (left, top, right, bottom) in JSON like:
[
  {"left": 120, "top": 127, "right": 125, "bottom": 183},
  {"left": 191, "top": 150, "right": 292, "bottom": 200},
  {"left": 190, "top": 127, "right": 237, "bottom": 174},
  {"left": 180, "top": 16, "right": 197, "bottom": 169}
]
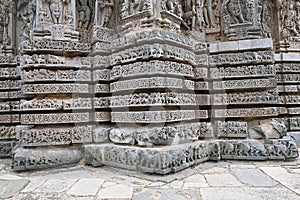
[
  {"left": 47, "top": 0, "right": 69, "bottom": 24},
  {"left": 162, "top": 0, "right": 183, "bottom": 18},
  {"left": 19, "top": 0, "right": 36, "bottom": 39},
  {"left": 203, "top": 0, "right": 215, "bottom": 28},
  {"left": 98, "top": 0, "right": 114, "bottom": 27},
  {"left": 223, "top": 0, "right": 246, "bottom": 24},
  {"left": 184, "top": 0, "right": 205, "bottom": 31},
  {"left": 285, "top": 2, "right": 299, "bottom": 37},
  {"left": 0, "top": 0, "right": 12, "bottom": 45},
  {"left": 77, "top": 0, "right": 91, "bottom": 29}
]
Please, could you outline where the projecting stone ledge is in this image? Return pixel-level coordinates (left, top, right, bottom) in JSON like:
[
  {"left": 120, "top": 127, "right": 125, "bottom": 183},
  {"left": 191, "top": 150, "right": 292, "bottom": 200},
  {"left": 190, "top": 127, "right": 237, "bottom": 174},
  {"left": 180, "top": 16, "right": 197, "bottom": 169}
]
[{"left": 84, "top": 137, "right": 299, "bottom": 175}]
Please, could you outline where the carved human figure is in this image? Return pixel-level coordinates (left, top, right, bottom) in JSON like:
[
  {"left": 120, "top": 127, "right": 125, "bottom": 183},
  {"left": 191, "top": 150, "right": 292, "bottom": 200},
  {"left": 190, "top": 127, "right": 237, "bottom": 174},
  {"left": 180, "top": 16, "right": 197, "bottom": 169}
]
[
  {"left": 203, "top": 0, "right": 215, "bottom": 28},
  {"left": 19, "top": 0, "right": 36, "bottom": 39},
  {"left": 77, "top": 0, "right": 91, "bottom": 29},
  {"left": 223, "top": 0, "right": 245, "bottom": 24},
  {"left": 164, "top": 0, "right": 174, "bottom": 12},
  {"left": 184, "top": 0, "right": 204, "bottom": 31},
  {"left": 0, "top": 1, "right": 11, "bottom": 44},
  {"left": 47, "top": 0, "right": 66, "bottom": 24},
  {"left": 285, "top": 2, "right": 299, "bottom": 37},
  {"left": 98, "top": 0, "right": 114, "bottom": 27}
]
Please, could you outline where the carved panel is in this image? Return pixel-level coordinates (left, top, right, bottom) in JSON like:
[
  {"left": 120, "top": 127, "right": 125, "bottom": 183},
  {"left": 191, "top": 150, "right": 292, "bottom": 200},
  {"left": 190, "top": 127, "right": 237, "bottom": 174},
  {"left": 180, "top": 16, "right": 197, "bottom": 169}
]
[
  {"left": 111, "top": 110, "right": 208, "bottom": 123},
  {"left": 110, "top": 78, "right": 194, "bottom": 92}
]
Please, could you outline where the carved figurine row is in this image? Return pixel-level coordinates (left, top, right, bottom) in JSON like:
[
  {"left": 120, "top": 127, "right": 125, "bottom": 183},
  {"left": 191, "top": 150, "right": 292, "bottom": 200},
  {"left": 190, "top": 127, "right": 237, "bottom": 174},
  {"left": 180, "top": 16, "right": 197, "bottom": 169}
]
[
  {"left": 111, "top": 110, "right": 208, "bottom": 123},
  {"left": 0, "top": 114, "right": 20, "bottom": 123},
  {"left": 216, "top": 121, "right": 248, "bottom": 138},
  {"left": 110, "top": 29, "right": 193, "bottom": 50},
  {"left": 23, "top": 54, "right": 65, "bottom": 66},
  {"left": 109, "top": 122, "right": 213, "bottom": 147},
  {"left": 85, "top": 141, "right": 218, "bottom": 174},
  {"left": 212, "top": 78, "right": 277, "bottom": 90},
  {"left": 0, "top": 91, "right": 23, "bottom": 100},
  {"left": 21, "top": 113, "right": 89, "bottom": 124},
  {"left": 0, "top": 141, "right": 16, "bottom": 157},
  {"left": 276, "top": 63, "right": 300, "bottom": 73},
  {"left": 215, "top": 107, "right": 278, "bottom": 118},
  {"left": 22, "top": 83, "right": 89, "bottom": 94},
  {"left": 213, "top": 91, "right": 278, "bottom": 105},
  {"left": 0, "top": 80, "right": 21, "bottom": 90},
  {"left": 0, "top": 68, "right": 18, "bottom": 78},
  {"left": 23, "top": 69, "right": 91, "bottom": 82},
  {"left": 20, "top": 98, "right": 92, "bottom": 111},
  {"left": 85, "top": 137, "right": 298, "bottom": 174},
  {"left": 110, "top": 60, "right": 193, "bottom": 80},
  {"left": 110, "top": 92, "right": 198, "bottom": 107},
  {"left": 110, "top": 77, "right": 194, "bottom": 92},
  {"left": 12, "top": 147, "right": 82, "bottom": 171},
  {"left": 210, "top": 65, "right": 275, "bottom": 79},
  {"left": 109, "top": 43, "right": 196, "bottom": 66},
  {"left": 0, "top": 126, "right": 16, "bottom": 140},
  {"left": 209, "top": 51, "right": 274, "bottom": 66},
  {"left": 18, "top": 125, "right": 93, "bottom": 146},
  {"left": 277, "top": 73, "right": 300, "bottom": 83},
  {"left": 22, "top": 40, "right": 91, "bottom": 53}
]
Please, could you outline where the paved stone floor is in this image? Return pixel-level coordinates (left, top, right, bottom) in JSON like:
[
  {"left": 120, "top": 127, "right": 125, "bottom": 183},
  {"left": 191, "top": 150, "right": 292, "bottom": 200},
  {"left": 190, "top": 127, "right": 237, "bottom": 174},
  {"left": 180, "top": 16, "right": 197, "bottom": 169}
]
[{"left": 0, "top": 151, "right": 300, "bottom": 200}]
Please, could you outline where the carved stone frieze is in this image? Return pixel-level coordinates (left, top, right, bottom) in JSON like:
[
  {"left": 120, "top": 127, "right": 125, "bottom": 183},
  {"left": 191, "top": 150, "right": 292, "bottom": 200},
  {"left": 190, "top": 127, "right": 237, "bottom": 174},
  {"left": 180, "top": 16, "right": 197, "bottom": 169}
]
[
  {"left": 94, "top": 112, "right": 111, "bottom": 122},
  {"left": 110, "top": 122, "right": 213, "bottom": 147},
  {"left": 209, "top": 51, "right": 274, "bottom": 66},
  {"left": 23, "top": 69, "right": 91, "bottom": 82},
  {"left": 22, "top": 84, "right": 89, "bottom": 94},
  {"left": 21, "top": 113, "right": 90, "bottom": 124},
  {"left": 217, "top": 121, "right": 248, "bottom": 138},
  {"left": 0, "top": 114, "right": 20, "bottom": 123},
  {"left": 110, "top": 92, "right": 198, "bottom": 107},
  {"left": 0, "top": 0, "right": 299, "bottom": 174},
  {"left": 0, "top": 141, "right": 16, "bottom": 158},
  {"left": 0, "top": 126, "right": 16, "bottom": 140},
  {"left": 111, "top": 60, "right": 193, "bottom": 80},
  {"left": 213, "top": 91, "right": 278, "bottom": 105},
  {"left": 111, "top": 110, "right": 208, "bottom": 123},
  {"left": 18, "top": 125, "right": 93, "bottom": 146},
  {"left": 12, "top": 147, "right": 83, "bottom": 171},
  {"left": 215, "top": 107, "right": 279, "bottom": 118},
  {"left": 210, "top": 65, "right": 275, "bottom": 79},
  {"left": 109, "top": 44, "right": 196, "bottom": 66},
  {"left": 110, "top": 77, "right": 194, "bottom": 92},
  {"left": 21, "top": 40, "right": 91, "bottom": 53},
  {"left": 85, "top": 141, "right": 219, "bottom": 174},
  {"left": 213, "top": 78, "right": 277, "bottom": 90}
]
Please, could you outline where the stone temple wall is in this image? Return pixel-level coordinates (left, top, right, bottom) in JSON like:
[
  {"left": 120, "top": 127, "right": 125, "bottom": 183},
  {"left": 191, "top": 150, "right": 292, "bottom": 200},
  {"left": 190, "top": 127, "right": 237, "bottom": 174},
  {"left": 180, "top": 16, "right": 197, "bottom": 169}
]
[{"left": 0, "top": 0, "right": 299, "bottom": 174}]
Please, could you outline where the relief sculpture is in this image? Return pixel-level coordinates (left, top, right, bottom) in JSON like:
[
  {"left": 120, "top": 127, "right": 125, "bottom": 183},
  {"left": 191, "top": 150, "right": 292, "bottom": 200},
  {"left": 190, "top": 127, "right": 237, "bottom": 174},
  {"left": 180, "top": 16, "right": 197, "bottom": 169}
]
[{"left": 0, "top": 0, "right": 297, "bottom": 175}]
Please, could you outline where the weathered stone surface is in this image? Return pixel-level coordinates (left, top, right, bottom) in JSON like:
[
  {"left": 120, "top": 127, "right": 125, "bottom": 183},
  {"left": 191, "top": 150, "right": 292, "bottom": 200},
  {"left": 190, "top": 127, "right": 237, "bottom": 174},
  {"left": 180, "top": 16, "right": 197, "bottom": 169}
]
[
  {"left": 67, "top": 178, "right": 105, "bottom": 196},
  {"left": 12, "top": 148, "right": 83, "bottom": 171},
  {"left": 0, "top": 179, "right": 29, "bottom": 199},
  {"left": 205, "top": 174, "right": 243, "bottom": 187},
  {"left": 232, "top": 168, "right": 278, "bottom": 187},
  {"left": 133, "top": 189, "right": 200, "bottom": 200},
  {"left": 200, "top": 187, "right": 300, "bottom": 200},
  {"left": 260, "top": 167, "right": 300, "bottom": 195},
  {"left": 97, "top": 184, "right": 133, "bottom": 199}
]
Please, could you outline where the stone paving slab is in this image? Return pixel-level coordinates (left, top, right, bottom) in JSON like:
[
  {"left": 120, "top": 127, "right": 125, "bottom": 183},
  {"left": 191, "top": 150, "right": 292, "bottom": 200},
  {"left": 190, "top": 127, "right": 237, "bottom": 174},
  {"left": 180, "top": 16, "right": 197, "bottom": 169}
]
[
  {"left": 232, "top": 168, "right": 278, "bottom": 187},
  {"left": 260, "top": 166, "right": 300, "bottom": 195},
  {"left": 133, "top": 189, "right": 200, "bottom": 200},
  {"left": 200, "top": 187, "right": 300, "bottom": 200},
  {"left": 0, "top": 150, "right": 300, "bottom": 200}
]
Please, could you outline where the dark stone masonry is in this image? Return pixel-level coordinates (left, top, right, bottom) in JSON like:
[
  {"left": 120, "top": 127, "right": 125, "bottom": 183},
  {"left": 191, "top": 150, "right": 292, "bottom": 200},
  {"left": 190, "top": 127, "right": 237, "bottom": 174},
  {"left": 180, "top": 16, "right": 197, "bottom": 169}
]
[{"left": 0, "top": 0, "right": 299, "bottom": 174}]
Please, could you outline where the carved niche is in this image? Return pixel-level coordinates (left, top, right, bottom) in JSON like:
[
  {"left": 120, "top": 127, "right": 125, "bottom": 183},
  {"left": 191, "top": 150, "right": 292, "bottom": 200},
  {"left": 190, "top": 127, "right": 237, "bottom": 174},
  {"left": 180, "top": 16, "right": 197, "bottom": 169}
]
[
  {"left": 34, "top": 0, "right": 79, "bottom": 40},
  {"left": 221, "top": 0, "right": 273, "bottom": 40}
]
